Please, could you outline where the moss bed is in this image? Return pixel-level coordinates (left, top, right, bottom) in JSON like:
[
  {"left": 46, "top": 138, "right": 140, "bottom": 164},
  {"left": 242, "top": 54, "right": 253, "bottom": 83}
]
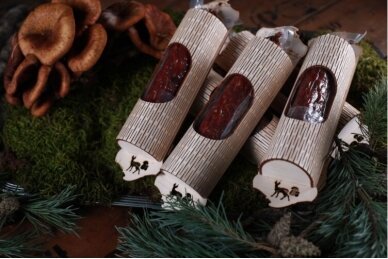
[{"left": 0, "top": 32, "right": 386, "bottom": 212}]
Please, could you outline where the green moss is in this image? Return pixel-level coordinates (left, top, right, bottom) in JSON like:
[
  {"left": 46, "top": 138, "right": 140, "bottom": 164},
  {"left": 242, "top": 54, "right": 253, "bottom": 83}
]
[
  {"left": 1, "top": 55, "right": 159, "bottom": 204},
  {"left": 348, "top": 41, "right": 387, "bottom": 106},
  {"left": 352, "top": 41, "right": 387, "bottom": 92}
]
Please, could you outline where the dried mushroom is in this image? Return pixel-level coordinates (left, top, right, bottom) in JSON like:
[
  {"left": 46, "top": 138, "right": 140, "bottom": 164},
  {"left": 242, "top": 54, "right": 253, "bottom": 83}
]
[
  {"left": 101, "top": 1, "right": 176, "bottom": 59},
  {"left": 52, "top": 0, "right": 101, "bottom": 33},
  {"left": 68, "top": 23, "right": 107, "bottom": 74},
  {"left": 102, "top": 1, "right": 145, "bottom": 31},
  {"left": 3, "top": 0, "right": 107, "bottom": 117},
  {"left": 18, "top": 3, "right": 76, "bottom": 66}
]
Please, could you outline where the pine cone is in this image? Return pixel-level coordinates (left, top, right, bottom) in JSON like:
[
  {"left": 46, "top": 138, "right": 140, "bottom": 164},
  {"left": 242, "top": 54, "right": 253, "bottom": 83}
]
[
  {"left": 0, "top": 196, "right": 20, "bottom": 218},
  {"left": 279, "top": 236, "right": 321, "bottom": 257},
  {"left": 267, "top": 212, "right": 291, "bottom": 247}
]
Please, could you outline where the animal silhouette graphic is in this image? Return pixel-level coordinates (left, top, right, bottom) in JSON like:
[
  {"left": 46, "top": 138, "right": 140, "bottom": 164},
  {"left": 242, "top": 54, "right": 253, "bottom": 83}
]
[
  {"left": 170, "top": 183, "right": 192, "bottom": 201},
  {"left": 271, "top": 181, "right": 300, "bottom": 201},
  {"left": 126, "top": 156, "right": 149, "bottom": 174},
  {"left": 170, "top": 183, "right": 182, "bottom": 197},
  {"left": 271, "top": 181, "right": 290, "bottom": 201}
]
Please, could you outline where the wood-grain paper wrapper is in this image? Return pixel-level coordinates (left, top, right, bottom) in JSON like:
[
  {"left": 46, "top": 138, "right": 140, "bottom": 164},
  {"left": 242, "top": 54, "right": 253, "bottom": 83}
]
[
  {"left": 155, "top": 36, "right": 293, "bottom": 205},
  {"left": 254, "top": 34, "right": 358, "bottom": 207},
  {"left": 116, "top": 8, "right": 228, "bottom": 181}
]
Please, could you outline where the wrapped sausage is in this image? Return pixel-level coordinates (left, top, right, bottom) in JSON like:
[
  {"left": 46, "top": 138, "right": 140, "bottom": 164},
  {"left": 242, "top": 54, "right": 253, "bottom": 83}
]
[
  {"left": 116, "top": 6, "right": 229, "bottom": 181},
  {"left": 244, "top": 102, "right": 366, "bottom": 165},
  {"left": 193, "top": 27, "right": 306, "bottom": 115},
  {"left": 256, "top": 26, "right": 308, "bottom": 66},
  {"left": 254, "top": 32, "right": 364, "bottom": 208},
  {"left": 155, "top": 35, "right": 294, "bottom": 206}
]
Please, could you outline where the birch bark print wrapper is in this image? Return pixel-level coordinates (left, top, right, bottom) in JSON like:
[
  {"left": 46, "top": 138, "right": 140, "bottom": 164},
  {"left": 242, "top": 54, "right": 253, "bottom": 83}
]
[
  {"left": 155, "top": 34, "right": 296, "bottom": 206},
  {"left": 115, "top": 7, "right": 229, "bottom": 181},
  {"left": 254, "top": 33, "right": 363, "bottom": 208}
]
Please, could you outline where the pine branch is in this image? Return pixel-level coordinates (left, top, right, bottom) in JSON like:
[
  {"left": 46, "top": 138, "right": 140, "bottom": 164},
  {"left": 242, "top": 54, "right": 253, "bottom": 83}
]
[
  {"left": 360, "top": 77, "right": 387, "bottom": 151},
  {"left": 309, "top": 142, "right": 387, "bottom": 257},
  {"left": 0, "top": 232, "right": 41, "bottom": 258},
  {"left": 117, "top": 197, "right": 276, "bottom": 257},
  {"left": 21, "top": 185, "right": 80, "bottom": 234}
]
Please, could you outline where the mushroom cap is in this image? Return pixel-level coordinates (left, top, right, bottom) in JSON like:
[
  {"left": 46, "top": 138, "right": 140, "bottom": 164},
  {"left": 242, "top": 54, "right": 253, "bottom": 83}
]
[
  {"left": 52, "top": 0, "right": 102, "bottom": 32},
  {"left": 30, "top": 96, "right": 54, "bottom": 117},
  {"left": 101, "top": 0, "right": 145, "bottom": 31},
  {"left": 23, "top": 61, "right": 70, "bottom": 110},
  {"left": 68, "top": 23, "right": 107, "bottom": 73},
  {"left": 52, "top": 62, "right": 71, "bottom": 98},
  {"left": 5, "top": 93, "right": 22, "bottom": 106},
  {"left": 143, "top": 4, "right": 176, "bottom": 50},
  {"left": 18, "top": 3, "right": 76, "bottom": 66}
]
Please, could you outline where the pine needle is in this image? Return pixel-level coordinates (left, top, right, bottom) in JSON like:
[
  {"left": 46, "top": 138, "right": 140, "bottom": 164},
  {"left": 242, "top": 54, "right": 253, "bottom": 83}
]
[
  {"left": 360, "top": 77, "right": 387, "bottom": 151},
  {"left": 0, "top": 232, "right": 41, "bottom": 258},
  {"left": 21, "top": 185, "right": 80, "bottom": 234},
  {"left": 310, "top": 142, "right": 387, "bottom": 257},
  {"left": 117, "top": 197, "right": 276, "bottom": 257}
]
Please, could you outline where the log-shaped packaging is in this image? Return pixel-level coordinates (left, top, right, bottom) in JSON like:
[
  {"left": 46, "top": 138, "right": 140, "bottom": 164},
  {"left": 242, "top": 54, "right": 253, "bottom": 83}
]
[
  {"left": 155, "top": 36, "right": 294, "bottom": 205},
  {"left": 115, "top": 8, "right": 228, "bottom": 181},
  {"left": 244, "top": 102, "right": 364, "bottom": 165},
  {"left": 191, "top": 31, "right": 255, "bottom": 115},
  {"left": 192, "top": 31, "right": 366, "bottom": 166},
  {"left": 254, "top": 33, "right": 362, "bottom": 207}
]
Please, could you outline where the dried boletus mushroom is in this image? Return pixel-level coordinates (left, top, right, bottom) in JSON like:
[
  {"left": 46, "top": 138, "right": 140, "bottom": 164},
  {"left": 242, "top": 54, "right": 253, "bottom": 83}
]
[
  {"left": 101, "top": 1, "right": 145, "bottom": 31},
  {"left": 52, "top": 0, "right": 102, "bottom": 33},
  {"left": 18, "top": 3, "right": 76, "bottom": 66},
  {"left": 67, "top": 23, "right": 108, "bottom": 74}
]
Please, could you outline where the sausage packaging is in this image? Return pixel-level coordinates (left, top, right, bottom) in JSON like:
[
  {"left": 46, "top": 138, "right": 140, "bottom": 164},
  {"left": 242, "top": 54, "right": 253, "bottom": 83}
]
[
  {"left": 155, "top": 34, "right": 295, "bottom": 206},
  {"left": 116, "top": 7, "right": 228, "bottom": 181},
  {"left": 254, "top": 32, "right": 364, "bottom": 207}
]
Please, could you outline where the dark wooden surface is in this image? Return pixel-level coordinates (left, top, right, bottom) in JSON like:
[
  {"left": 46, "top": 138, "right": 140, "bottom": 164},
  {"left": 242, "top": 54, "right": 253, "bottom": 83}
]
[
  {"left": 2, "top": 0, "right": 385, "bottom": 55},
  {"left": 0, "top": 0, "right": 386, "bottom": 257}
]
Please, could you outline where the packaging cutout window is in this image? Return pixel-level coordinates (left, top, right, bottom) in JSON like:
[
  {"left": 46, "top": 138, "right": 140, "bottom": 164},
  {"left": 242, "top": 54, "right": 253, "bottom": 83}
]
[
  {"left": 142, "top": 43, "right": 191, "bottom": 103},
  {"left": 194, "top": 74, "right": 253, "bottom": 140},
  {"left": 286, "top": 66, "right": 337, "bottom": 123}
]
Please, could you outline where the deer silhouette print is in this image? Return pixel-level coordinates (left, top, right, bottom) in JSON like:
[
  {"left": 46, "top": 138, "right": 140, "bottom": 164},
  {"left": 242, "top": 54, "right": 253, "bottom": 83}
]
[
  {"left": 272, "top": 181, "right": 290, "bottom": 201},
  {"left": 271, "top": 181, "right": 300, "bottom": 201},
  {"left": 170, "top": 183, "right": 182, "bottom": 197},
  {"left": 170, "top": 183, "right": 192, "bottom": 201},
  {"left": 126, "top": 156, "right": 149, "bottom": 174}
]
